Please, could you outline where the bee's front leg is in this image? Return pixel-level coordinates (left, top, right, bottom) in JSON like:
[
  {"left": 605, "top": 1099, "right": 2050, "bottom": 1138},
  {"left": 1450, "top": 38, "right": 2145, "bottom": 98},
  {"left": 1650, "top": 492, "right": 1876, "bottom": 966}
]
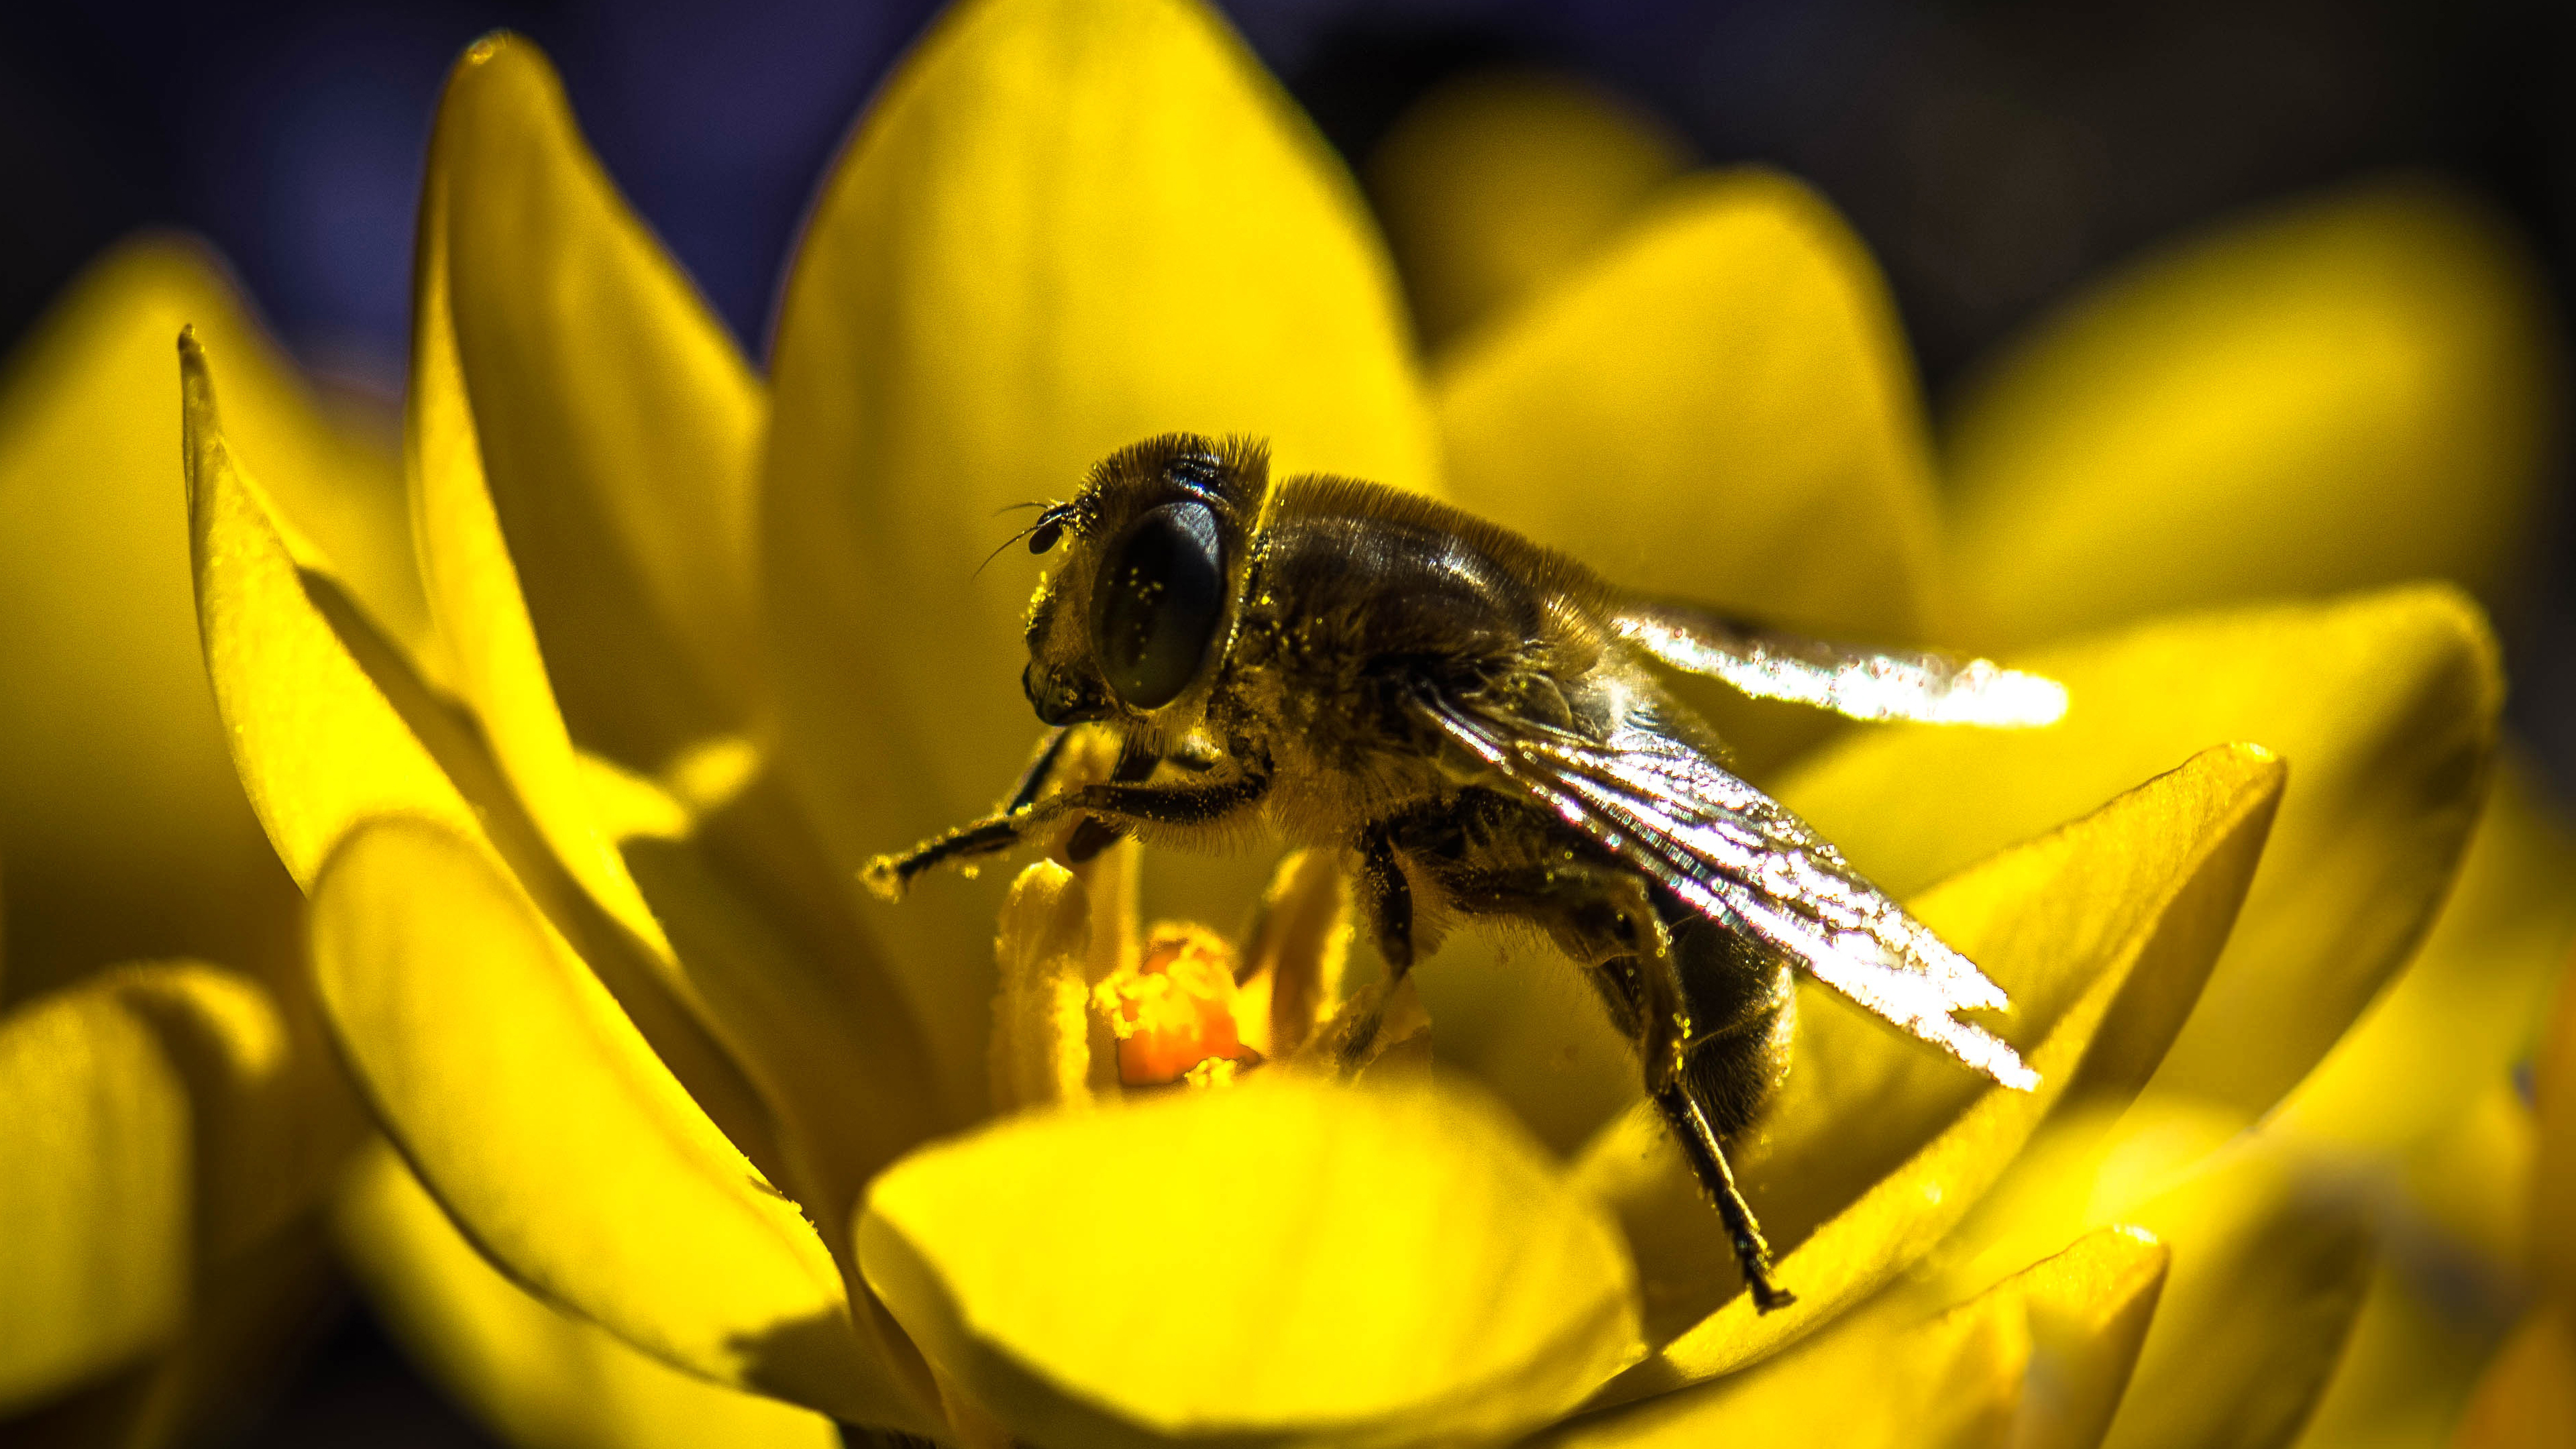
[{"left": 861, "top": 803, "right": 1069, "bottom": 900}]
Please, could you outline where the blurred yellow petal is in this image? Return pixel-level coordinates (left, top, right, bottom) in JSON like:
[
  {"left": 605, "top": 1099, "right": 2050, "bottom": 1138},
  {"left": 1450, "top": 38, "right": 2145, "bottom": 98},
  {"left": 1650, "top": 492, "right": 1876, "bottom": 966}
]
[
  {"left": 307, "top": 814, "right": 934, "bottom": 1432},
  {"left": 1948, "top": 179, "right": 2557, "bottom": 647},
  {"left": 2098, "top": 1130, "right": 2377, "bottom": 1449},
  {"left": 857, "top": 1078, "right": 1641, "bottom": 1448},
  {"left": 0, "top": 961, "right": 308, "bottom": 1421},
  {"left": 1365, "top": 69, "right": 1688, "bottom": 351},
  {"left": 0, "top": 975, "right": 189, "bottom": 1413},
  {"left": 2292, "top": 1218, "right": 2522, "bottom": 1449},
  {"left": 83, "top": 965, "right": 295, "bottom": 1263},
  {"left": 423, "top": 34, "right": 764, "bottom": 772},
  {"left": 0, "top": 237, "right": 410, "bottom": 1004},
  {"left": 1780, "top": 585, "right": 2500, "bottom": 1122},
  {"left": 2449, "top": 1304, "right": 2576, "bottom": 1449},
  {"left": 1589, "top": 743, "right": 2278, "bottom": 1389},
  {"left": 1, "top": 1211, "right": 335, "bottom": 1449},
  {"left": 2273, "top": 751, "right": 2576, "bottom": 1158},
  {"left": 1436, "top": 169, "right": 1941, "bottom": 640},
  {"left": 1435, "top": 169, "right": 1943, "bottom": 770},
  {"left": 335, "top": 1138, "right": 842, "bottom": 1449},
  {"left": 1545, "top": 1226, "right": 2167, "bottom": 1449},
  {"left": 762, "top": 0, "right": 1437, "bottom": 1114},
  {"left": 2535, "top": 956, "right": 2576, "bottom": 1305}
]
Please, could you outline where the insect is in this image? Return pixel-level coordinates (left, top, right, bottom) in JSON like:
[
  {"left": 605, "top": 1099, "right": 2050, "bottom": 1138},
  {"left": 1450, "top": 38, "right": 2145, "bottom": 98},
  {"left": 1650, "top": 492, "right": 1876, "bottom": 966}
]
[{"left": 865, "top": 433, "right": 2063, "bottom": 1311}]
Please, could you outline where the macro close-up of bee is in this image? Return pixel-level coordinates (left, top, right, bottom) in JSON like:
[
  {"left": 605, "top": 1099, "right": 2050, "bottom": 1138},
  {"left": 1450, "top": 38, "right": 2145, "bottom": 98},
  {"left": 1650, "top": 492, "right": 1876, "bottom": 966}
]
[{"left": 866, "top": 432, "right": 2070, "bottom": 1313}]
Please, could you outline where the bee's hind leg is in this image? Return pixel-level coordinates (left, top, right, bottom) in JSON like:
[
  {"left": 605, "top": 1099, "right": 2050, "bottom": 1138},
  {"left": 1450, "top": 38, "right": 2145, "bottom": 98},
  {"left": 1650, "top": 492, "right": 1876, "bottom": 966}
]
[{"left": 1655, "top": 1077, "right": 1795, "bottom": 1313}]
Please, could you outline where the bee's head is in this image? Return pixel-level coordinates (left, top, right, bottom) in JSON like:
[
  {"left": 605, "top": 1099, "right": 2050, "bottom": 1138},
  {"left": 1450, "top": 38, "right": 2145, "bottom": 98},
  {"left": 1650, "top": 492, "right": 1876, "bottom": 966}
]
[{"left": 1020, "top": 433, "right": 1269, "bottom": 727}]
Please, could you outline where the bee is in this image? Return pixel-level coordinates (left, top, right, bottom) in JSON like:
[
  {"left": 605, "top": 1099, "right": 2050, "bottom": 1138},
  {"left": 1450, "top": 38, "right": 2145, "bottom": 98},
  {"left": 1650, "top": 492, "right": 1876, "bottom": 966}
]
[{"left": 865, "top": 434, "right": 2062, "bottom": 1311}]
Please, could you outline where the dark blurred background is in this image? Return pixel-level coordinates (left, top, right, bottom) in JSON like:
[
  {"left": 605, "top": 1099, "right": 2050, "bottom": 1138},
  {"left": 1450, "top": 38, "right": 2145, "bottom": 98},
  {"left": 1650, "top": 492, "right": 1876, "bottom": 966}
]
[{"left": 1, "top": 1, "right": 2569, "bottom": 1443}]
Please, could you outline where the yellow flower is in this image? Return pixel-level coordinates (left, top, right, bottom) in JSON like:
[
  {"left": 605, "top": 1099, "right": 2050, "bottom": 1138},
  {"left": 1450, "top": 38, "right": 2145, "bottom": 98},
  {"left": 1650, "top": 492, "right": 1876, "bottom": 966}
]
[
  {"left": 0, "top": 244, "right": 383, "bottom": 1438},
  {"left": 1367, "top": 60, "right": 2571, "bottom": 1448},
  {"left": 144, "top": 0, "right": 2555, "bottom": 1445}
]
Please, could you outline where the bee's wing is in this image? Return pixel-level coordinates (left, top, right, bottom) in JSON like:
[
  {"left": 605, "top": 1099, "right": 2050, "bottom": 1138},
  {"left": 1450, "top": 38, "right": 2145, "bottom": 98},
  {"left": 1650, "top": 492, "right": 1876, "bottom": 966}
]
[
  {"left": 1408, "top": 688, "right": 2038, "bottom": 1090},
  {"left": 1612, "top": 600, "right": 2066, "bottom": 728}
]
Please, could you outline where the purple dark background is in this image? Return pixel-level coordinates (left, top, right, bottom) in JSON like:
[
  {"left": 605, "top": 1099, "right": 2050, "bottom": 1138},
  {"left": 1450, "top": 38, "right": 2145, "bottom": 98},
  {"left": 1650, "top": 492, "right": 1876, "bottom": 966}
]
[{"left": 2, "top": 1, "right": 2572, "bottom": 1444}]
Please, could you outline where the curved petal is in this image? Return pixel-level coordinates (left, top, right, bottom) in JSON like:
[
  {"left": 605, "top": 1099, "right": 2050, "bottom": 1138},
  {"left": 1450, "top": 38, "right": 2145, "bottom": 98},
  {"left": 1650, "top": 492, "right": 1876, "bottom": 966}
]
[
  {"left": 307, "top": 815, "right": 934, "bottom": 1432},
  {"left": 761, "top": 0, "right": 1436, "bottom": 1110},
  {"left": 1542, "top": 1226, "right": 2167, "bottom": 1449},
  {"left": 2096, "top": 1129, "right": 2376, "bottom": 1449},
  {"left": 411, "top": 32, "right": 954, "bottom": 1216},
  {"left": 406, "top": 34, "right": 719, "bottom": 996},
  {"left": 1434, "top": 169, "right": 1944, "bottom": 770},
  {"left": 857, "top": 1078, "right": 1641, "bottom": 1448},
  {"left": 0, "top": 237, "right": 411, "bottom": 1005},
  {"left": 425, "top": 34, "right": 765, "bottom": 771},
  {"left": 334, "top": 1139, "right": 842, "bottom": 1449},
  {"left": 2271, "top": 751, "right": 2576, "bottom": 1158},
  {"left": 1585, "top": 743, "right": 2279, "bottom": 1389},
  {"left": 184, "top": 331, "right": 783, "bottom": 1204},
  {"left": 0, "top": 977, "right": 189, "bottom": 1413},
  {"left": 1947, "top": 179, "right": 2559, "bottom": 647},
  {"left": 1778, "top": 585, "right": 2500, "bottom": 1122},
  {"left": 1364, "top": 69, "right": 1688, "bottom": 352},
  {"left": 0, "top": 960, "right": 316, "bottom": 1420},
  {"left": 1434, "top": 170, "right": 1941, "bottom": 638}
]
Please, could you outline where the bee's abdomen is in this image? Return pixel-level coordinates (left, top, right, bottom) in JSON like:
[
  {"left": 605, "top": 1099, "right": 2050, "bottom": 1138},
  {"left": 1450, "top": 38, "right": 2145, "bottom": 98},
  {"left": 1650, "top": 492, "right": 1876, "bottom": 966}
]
[{"left": 1664, "top": 902, "right": 1796, "bottom": 1142}]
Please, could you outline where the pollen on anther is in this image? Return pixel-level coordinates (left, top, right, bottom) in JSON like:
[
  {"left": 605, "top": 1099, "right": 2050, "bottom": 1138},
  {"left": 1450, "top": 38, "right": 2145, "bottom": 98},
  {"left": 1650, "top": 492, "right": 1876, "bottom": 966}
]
[{"left": 1094, "top": 923, "right": 1263, "bottom": 1087}]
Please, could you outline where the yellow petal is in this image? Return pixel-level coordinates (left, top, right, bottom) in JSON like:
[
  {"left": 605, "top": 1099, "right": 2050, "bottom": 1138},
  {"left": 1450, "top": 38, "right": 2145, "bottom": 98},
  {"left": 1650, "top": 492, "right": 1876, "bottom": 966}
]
[
  {"left": 405, "top": 41, "right": 909, "bottom": 1220},
  {"left": 2536, "top": 948, "right": 2576, "bottom": 1306},
  {"left": 1947, "top": 179, "right": 2558, "bottom": 647},
  {"left": 307, "top": 814, "right": 934, "bottom": 1432},
  {"left": 0, "top": 975, "right": 189, "bottom": 1413},
  {"left": 335, "top": 1138, "right": 841, "bottom": 1449},
  {"left": 183, "top": 331, "right": 782, "bottom": 1190},
  {"left": 0, "top": 961, "right": 313, "bottom": 1422},
  {"left": 402, "top": 36, "right": 706, "bottom": 996},
  {"left": 857, "top": 1077, "right": 1642, "bottom": 1447},
  {"left": 2272, "top": 751, "right": 2576, "bottom": 1158},
  {"left": 0, "top": 237, "right": 411, "bottom": 1003},
  {"left": 1434, "top": 169, "right": 1940, "bottom": 637},
  {"left": 421, "top": 34, "right": 764, "bottom": 771},
  {"left": 1780, "top": 584, "right": 2500, "bottom": 1122},
  {"left": 80, "top": 965, "right": 299, "bottom": 1265},
  {"left": 1542, "top": 1225, "right": 2167, "bottom": 1449},
  {"left": 2095, "top": 1132, "right": 2377, "bottom": 1449},
  {"left": 761, "top": 0, "right": 1437, "bottom": 1112},
  {"left": 2448, "top": 1303, "right": 2576, "bottom": 1449},
  {"left": 1585, "top": 742, "right": 2279, "bottom": 1389},
  {"left": 1434, "top": 169, "right": 1943, "bottom": 769},
  {"left": 2291, "top": 1242, "right": 2519, "bottom": 1449},
  {"left": 1364, "top": 69, "right": 1688, "bottom": 351},
  {"left": 4, "top": 1211, "right": 335, "bottom": 1449}
]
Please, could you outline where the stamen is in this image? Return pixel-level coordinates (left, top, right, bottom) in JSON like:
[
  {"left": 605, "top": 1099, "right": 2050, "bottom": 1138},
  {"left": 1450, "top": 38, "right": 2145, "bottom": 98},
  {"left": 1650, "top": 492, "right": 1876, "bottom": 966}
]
[{"left": 1095, "top": 924, "right": 1262, "bottom": 1087}]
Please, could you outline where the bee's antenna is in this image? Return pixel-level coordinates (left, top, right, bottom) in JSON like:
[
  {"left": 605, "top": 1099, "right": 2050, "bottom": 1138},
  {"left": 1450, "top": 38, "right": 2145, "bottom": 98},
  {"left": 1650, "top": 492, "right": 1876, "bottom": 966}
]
[
  {"left": 973, "top": 524, "right": 1042, "bottom": 579},
  {"left": 973, "top": 501, "right": 1077, "bottom": 579},
  {"left": 994, "top": 500, "right": 1046, "bottom": 515}
]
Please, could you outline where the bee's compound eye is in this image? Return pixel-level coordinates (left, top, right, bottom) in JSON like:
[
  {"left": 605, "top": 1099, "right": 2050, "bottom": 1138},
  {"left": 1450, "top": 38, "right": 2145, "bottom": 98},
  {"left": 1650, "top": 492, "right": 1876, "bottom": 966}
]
[{"left": 1092, "top": 500, "right": 1223, "bottom": 709}]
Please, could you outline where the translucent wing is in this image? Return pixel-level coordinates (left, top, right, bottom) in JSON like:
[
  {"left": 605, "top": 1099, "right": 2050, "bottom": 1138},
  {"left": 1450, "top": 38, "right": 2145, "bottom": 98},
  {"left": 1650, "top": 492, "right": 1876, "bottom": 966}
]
[
  {"left": 1613, "top": 600, "right": 2066, "bottom": 728},
  {"left": 1408, "top": 686, "right": 2037, "bottom": 1089}
]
